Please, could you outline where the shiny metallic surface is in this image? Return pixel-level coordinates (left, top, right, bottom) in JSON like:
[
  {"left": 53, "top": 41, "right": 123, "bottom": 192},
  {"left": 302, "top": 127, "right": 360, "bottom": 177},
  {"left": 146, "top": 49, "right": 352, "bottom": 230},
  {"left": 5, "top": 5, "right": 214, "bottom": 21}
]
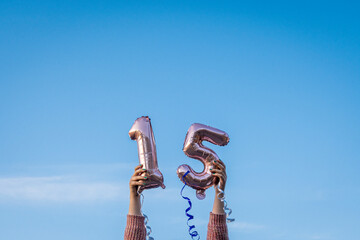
[
  {"left": 129, "top": 116, "right": 165, "bottom": 193},
  {"left": 177, "top": 123, "right": 229, "bottom": 200}
]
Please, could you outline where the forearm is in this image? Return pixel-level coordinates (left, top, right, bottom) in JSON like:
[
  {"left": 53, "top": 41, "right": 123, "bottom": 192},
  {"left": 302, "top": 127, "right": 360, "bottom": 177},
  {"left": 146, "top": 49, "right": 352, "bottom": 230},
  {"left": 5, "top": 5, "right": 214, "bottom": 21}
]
[
  {"left": 125, "top": 190, "right": 146, "bottom": 240},
  {"left": 125, "top": 165, "right": 147, "bottom": 240},
  {"left": 212, "top": 190, "right": 225, "bottom": 214},
  {"left": 208, "top": 189, "right": 229, "bottom": 239},
  {"left": 128, "top": 192, "right": 142, "bottom": 216},
  {"left": 208, "top": 160, "right": 229, "bottom": 239}
]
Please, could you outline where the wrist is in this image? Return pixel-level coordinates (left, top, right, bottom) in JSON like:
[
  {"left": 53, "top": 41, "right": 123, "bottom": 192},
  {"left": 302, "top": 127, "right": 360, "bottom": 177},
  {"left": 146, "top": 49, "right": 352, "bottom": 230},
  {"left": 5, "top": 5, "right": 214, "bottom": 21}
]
[
  {"left": 129, "top": 190, "right": 142, "bottom": 216},
  {"left": 215, "top": 185, "right": 226, "bottom": 193},
  {"left": 129, "top": 185, "right": 139, "bottom": 196},
  {"left": 130, "top": 192, "right": 140, "bottom": 200}
]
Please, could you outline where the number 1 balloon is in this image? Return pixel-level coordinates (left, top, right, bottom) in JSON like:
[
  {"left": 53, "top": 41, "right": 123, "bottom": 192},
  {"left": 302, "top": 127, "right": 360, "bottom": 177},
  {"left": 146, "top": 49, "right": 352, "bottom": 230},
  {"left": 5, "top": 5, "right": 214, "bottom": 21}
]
[
  {"left": 177, "top": 123, "right": 229, "bottom": 200},
  {"left": 129, "top": 116, "right": 165, "bottom": 193}
]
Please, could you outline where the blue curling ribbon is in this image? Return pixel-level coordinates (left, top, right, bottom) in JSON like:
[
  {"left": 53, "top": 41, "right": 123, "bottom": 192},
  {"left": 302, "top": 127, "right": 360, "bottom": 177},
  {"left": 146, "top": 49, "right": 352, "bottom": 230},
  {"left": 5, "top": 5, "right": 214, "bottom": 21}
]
[
  {"left": 139, "top": 193, "right": 154, "bottom": 240},
  {"left": 180, "top": 171, "right": 200, "bottom": 240}
]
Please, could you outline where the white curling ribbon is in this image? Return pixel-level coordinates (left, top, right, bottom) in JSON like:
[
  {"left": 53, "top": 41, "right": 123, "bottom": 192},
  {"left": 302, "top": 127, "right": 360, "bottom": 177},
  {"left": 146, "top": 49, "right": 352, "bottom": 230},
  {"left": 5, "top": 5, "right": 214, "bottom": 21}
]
[
  {"left": 143, "top": 213, "right": 154, "bottom": 240},
  {"left": 140, "top": 193, "right": 154, "bottom": 240},
  {"left": 216, "top": 184, "right": 235, "bottom": 223}
]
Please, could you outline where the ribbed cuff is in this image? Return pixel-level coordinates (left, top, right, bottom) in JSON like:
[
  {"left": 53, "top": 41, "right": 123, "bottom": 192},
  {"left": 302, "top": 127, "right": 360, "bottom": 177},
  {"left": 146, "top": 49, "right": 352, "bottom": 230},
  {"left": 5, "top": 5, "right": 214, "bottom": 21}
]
[
  {"left": 207, "top": 212, "right": 229, "bottom": 240},
  {"left": 209, "top": 212, "right": 227, "bottom": 225},
  {"left": 124, "top": 215, "right": 146, "bottom": 240},
  {"left": 127, "top": 214, "right": 145, "bottom": 225}
]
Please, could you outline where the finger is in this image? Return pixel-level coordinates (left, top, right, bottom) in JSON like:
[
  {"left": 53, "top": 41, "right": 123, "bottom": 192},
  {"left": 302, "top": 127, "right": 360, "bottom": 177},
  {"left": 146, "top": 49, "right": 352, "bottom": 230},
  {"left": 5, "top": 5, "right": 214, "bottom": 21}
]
[
  {"left": 215, "top": 159, "right": 226, "bottom": 169},
  {"left": 210, "top": 168, "right": 227, "bottom": 179},
  {"left": 214, "top": 159, "right": 226, "bottom": 171},
  {"left": 130, "top": 180, "right": 146, "bottom": 186},
  {"left": 212, "top": 173, "right": 225, "bottom": 186},
  {"left": 213, "top": 160, "right": 224, "bottom": 171},
  {"left": 210, "top": 169, "right": 222, "bottom": 174},
  {"left": 212, "top": 173, "right": 225, "bottom": 180},
  {"left": 218, "top": 159, "right": 226, "bottom": 169},
  {"left": 211, "top": 170, "right": 226, "bottom": 181},
  {"left": 131, "top": 175, "right": 148, "bottom": 181},
  {"left": 134, "top": 164, "right": 143, "bottom": 171},
  {"left": 212, "top": 173, "right": 222, "bottom": 180},
  {"left": 133, "top": 167, "right": 147, "bottom": 176},
  {"left": 210, "top": 168, "right": 226, "bottom": 178},
  {"left": 130, "top": 181, "right": 144, "bottom": 186}
]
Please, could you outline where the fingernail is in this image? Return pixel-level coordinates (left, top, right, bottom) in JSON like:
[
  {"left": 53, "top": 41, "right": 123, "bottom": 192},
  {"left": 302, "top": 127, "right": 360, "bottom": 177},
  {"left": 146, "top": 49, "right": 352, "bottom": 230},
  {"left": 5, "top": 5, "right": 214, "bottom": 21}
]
[
  {"left": 212, "top": 172, "right": 215, "bottom": 174},
  {"left": 143, "top": 169, "right": 146, "bottom": 171},
  {"left": 144, "top": 176, "right": 147, "bottom": 179},
  {"left": 210, "top": 168, "right": 212, "bottom": 170},
  {"left": 143, "top": 183, "right": 146, "bottom": 185}
]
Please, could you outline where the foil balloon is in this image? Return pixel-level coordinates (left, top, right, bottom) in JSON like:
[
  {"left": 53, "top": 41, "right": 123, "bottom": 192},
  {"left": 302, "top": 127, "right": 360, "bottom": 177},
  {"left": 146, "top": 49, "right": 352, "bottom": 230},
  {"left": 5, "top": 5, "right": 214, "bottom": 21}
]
[
  {"left": 129, "top": 116, "right": 165, "bottom": 193},
  {"left": 177, "top": 123, "right": 229, "bottom": 200}
]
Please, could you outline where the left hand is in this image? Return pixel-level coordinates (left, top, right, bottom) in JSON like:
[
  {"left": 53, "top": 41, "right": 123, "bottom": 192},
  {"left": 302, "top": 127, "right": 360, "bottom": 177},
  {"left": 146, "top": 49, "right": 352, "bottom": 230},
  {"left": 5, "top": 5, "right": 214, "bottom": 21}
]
[{"left": 210, "top": 159, "right": 227, "bottom": 192}]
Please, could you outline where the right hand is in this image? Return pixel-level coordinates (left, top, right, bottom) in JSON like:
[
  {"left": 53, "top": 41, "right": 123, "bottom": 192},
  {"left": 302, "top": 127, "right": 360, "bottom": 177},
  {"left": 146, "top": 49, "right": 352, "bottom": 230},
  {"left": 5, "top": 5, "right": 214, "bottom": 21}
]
[{"left": 129, "top": 164, "right": 148, "bottom": 199}]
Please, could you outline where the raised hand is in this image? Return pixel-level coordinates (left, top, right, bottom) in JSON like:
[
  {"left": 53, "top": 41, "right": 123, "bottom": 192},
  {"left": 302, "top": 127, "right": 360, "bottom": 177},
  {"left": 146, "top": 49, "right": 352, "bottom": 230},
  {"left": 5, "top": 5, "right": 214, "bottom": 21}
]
[
  {"left": 210, "top": 159, "right": 227, "bottom": 214},
  {"left": 210, "top": 159, "right": 227, "bottom": 192},
  {"left": 128, "top": 164, "right": 148, "bottom": 216}
]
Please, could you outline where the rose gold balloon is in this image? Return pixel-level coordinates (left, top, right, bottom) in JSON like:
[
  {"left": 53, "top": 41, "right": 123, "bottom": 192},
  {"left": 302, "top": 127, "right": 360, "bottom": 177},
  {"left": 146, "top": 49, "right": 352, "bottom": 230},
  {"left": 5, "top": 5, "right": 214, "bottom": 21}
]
[
  {"left": 177, "top": 123, "right": 229, "bottom": 200},
  {"left": 129, "top": 116, "right": 165, "bottom": 193}
]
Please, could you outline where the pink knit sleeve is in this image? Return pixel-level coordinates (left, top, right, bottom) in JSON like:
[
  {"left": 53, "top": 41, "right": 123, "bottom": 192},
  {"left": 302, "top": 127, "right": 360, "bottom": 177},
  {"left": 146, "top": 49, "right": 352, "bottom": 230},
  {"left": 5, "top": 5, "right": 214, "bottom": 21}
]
[
  {"left": 124, "top": 214, "right": 146, "bottom": 240},
  {"left": 207, "top": 212, "right": 229, "bottom": 240}
]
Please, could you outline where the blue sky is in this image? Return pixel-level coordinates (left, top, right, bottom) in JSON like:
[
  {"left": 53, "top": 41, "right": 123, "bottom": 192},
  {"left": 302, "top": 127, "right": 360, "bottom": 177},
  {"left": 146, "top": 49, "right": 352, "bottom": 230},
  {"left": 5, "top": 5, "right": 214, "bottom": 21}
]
[{"left": 0, "top": 1, "right": 359, "bottom": 240}]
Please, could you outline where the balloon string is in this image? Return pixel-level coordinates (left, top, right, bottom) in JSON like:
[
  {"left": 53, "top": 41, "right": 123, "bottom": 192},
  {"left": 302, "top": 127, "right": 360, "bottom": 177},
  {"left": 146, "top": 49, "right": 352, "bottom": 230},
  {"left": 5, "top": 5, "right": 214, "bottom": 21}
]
[
  {"left": 216, "top": 184, "right": 235, "bottom": 223},
  {"left": 139, "top": 193, "right": 154, "bottom": 240},
  {"left": 181, "top": 171, "right": 200, "bottom": 240}
]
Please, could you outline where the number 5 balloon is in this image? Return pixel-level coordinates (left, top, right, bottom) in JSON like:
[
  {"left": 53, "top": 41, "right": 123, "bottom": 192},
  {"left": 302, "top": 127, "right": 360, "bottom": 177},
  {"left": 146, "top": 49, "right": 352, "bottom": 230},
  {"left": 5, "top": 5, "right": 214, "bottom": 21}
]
[
  {"left": 177, "top": 123, "right": 229, "bottom": 200},
  {"left": 129, "top": 116, "right": 165, "bottom": 193}
]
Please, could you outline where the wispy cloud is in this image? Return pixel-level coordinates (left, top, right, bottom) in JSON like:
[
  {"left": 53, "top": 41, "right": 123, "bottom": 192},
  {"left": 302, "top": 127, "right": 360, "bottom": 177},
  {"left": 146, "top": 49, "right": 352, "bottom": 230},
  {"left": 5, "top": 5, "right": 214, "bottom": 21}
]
[
  {"left": 0, "top": 176, "right": 127, "bottom": 202},
  {"left": 272, "top": 231, "right": 333, "bottom": 240},
  {"left": 6, "top": 162, "right": 134, "bottom": 177},
  {"left": 228, "top": 221, "right": 265, "bottom": 232},
  {"left": 309, "top": 234, "right": 332, "bottom": 240}
]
